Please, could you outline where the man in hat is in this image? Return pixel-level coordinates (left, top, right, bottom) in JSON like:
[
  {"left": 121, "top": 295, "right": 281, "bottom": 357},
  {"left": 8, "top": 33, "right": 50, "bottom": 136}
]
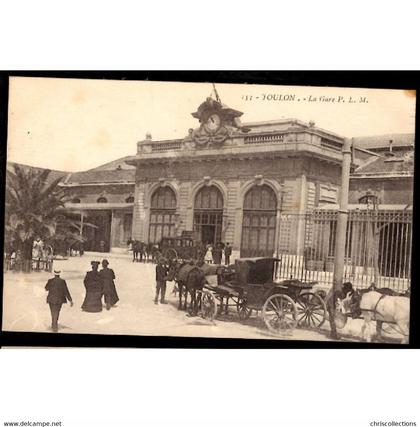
[
  {"left": 81, "top": 261, "right": 103, "bottom": 312},
  {"left": 45, "top": 269, "right": 73, "bottom": 332},
  {"left": 155, "top": 257, "right": 169, "bottom": 305},
  {"left": 224, "top": 242, "right": 232, "bottom": 265},
  {"left": 99, "top": 259, "right": 119, "bottom": 310}
]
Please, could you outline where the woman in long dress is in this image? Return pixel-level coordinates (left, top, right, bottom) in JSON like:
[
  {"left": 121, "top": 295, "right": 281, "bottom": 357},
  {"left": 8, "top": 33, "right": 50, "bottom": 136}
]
[
  {"left": 205, "top": 245, "right": 213, "bottom": 263},
  {"left": 99, "top": 259, "right": 119, "bottom": 310},
  {"left": 81, "top": 261, "right": 103, "bottom": 312}
]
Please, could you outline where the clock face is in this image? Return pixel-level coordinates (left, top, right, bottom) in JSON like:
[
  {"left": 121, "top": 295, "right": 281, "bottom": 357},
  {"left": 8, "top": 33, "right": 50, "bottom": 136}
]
[{"left": 204, "top": 113, "right": 221, "bottom": 133}]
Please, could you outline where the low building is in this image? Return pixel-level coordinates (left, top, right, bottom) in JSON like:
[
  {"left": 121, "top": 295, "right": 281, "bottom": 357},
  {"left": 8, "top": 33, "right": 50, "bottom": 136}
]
[
  {"left": 58, "top": 157, "right": 135, "bottom": 252},
  {"left": 350, "top": 133, "right": 414, "bottom": 207}
]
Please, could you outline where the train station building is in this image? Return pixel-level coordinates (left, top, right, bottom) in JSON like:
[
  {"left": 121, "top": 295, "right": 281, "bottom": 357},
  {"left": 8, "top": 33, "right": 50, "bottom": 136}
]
[
  {"left": 58, "top": 97, "right": 414, "bottom": 281},
  {"left": 123, "top": 97, "right": 379, "bottom": 258}
]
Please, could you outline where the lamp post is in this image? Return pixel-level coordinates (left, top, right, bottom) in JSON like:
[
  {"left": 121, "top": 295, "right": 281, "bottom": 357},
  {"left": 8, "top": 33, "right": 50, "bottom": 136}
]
[
  {"left": 329, "top": 137, "right": 352, "bottom": 340},
  {"left": 360, "top": 190, "right": 379, "bottom": 285},
  {"left": 276, "top": 184, "right": 285, "bottom": 260}
]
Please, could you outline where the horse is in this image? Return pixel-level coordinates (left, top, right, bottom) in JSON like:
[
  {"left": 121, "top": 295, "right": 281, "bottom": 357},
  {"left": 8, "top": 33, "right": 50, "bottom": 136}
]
[
  {"left": 167, "top": 260, "right": 207, "bottom": 315},
  {"left": 145, "top": 242, "right": 160, "bottom": 263},
  {"left": 127, "top": 239, "right": 144, "bottom": 262},
  {"left": 339, "top": 285, "right": 410, "bottom": 344}
]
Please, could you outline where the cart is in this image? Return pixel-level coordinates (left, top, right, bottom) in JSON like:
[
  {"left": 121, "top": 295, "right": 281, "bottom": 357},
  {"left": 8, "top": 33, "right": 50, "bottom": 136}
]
[
  {"left": 159, "top": 236, "right": 201, "bottom": 262},
  {"left": 199, "top": 257, "right": 327, "bottom": 334}
]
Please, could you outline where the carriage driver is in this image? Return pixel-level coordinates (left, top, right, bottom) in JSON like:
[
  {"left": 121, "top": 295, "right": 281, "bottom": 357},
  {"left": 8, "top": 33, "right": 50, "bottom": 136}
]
[{"left": 155, "top": 257, "right": 169, "bottom": 305}]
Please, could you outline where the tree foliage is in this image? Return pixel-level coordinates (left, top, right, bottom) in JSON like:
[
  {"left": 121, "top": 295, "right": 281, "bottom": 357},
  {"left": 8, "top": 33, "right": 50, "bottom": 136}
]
[{"left": 5, "top": 164, "right": 90, "bottom": 258}]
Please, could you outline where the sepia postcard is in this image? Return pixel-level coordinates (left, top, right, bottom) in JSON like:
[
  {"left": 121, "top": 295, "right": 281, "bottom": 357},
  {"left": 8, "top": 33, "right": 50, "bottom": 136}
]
[{"left": 2, "top": 76, "right": 416, "bottom": 345}]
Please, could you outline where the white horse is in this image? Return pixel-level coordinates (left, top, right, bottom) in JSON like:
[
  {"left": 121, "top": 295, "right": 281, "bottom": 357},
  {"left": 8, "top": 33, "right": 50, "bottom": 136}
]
[{"left": 340, "top": 290, "right": 410, "bottom": 344}]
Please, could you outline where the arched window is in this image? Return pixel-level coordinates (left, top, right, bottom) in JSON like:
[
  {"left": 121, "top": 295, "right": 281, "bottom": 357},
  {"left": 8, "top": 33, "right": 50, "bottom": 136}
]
[
  {"left": 125, "top": 196, "right": 134, "bottom": 203},
  {"left": 71, "top": 198, "right": 81, "bottom": 203},
  {"left": 358, "top": 194, "right": 379, "bottom": 206},
  {"left": 97, "top": 197, "right": 108, "bottom": 203},
  {"left": 241, "top": 184, "right": 277, "bottom": 257},
  {"left": 243, "top": 185, "right": 277, "bottom": 210},
  {"left": 151, "top": 187, "right": 176, "bottom": 209},
  {"left": 193, "top": 185, "right": 224, "bottom": 245},
  {"left": 149, "top": 187, "right": 177, "bottom": 243},
  {"left": 194, "top": 185, "right": 223, "bottom": 210}
]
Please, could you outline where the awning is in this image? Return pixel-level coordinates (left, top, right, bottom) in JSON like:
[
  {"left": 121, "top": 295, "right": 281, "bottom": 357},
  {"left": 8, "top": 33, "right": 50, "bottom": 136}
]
[{"left": 63, "top": 202, "right": 134, "bottom": 211}]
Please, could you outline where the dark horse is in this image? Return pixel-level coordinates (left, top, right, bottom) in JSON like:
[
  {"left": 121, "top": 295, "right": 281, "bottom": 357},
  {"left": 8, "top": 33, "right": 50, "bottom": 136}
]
[
  {"left": 167, "top": 261, "right": 207, "bottom": 315},
  {"left": 127, "top": 239, "right": 145, "bottom": 262},
  {"left": 145, "top": 242, "right": 160, "bottom": 263}
]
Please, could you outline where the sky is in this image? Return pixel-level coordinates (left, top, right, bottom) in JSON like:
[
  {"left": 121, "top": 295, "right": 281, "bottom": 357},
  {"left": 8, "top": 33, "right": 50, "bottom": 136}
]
[{"left": 6, "top": 77, "right": 416, "bottom": 172}]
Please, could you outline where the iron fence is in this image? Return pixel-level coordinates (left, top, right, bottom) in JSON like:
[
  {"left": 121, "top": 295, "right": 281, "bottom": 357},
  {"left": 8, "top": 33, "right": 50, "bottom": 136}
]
[{"left": 274, "top": 209, "right": 412, "bottom": 293}]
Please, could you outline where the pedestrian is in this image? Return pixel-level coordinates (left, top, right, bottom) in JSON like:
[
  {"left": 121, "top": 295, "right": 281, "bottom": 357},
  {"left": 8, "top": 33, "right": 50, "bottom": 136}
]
[
  {"left": 212, "top": 243, "right": 223, "bottom": 265},
  {"left": 81, "top": 261, "right": 103, "bottom": 312},
  {"left": 45, "top": 246, "right": 54, "bottom": 272},
  {"left": 155, "top": 257, "right": 169, "bottom": 305},
  {"left": 99, "top": 259, "right": 119, "bottom": 310},
  {"left": 224, "top": 242, "right": 232, "bottom": 265},
  {"left": 33, "top": 237, "right": 44, "bottom": 271},
  {"left": 14, "top": 249, "right": 22, "bottom": 272},
  {"left": 9, "top": 250, "right": 16, "bottom": 271},
  {"left": 45, "top": 269, "right": 73, "bottom": 332},
  {"left": 205, "top": 244, "right": 213, "bottom": 264}
]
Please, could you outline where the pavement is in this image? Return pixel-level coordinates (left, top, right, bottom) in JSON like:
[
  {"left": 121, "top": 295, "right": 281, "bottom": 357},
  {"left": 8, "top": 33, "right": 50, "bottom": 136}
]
[{"left": 1, "top": 252, "right": 406, "bottom": 343}]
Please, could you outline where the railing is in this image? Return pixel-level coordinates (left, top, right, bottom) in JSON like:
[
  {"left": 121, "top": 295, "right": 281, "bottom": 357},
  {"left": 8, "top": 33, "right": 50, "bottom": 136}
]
[
  {"left": 273, "top": 209, "right": 412, "bottom": 292},
  {"left": 244, "top": 134, "right": 284, "bottom": 144},
  {"left": 320, "top": 138, "right": 342, "bottom": 151},
  {"left": 151, "top": 141, "right": 182, "bottom": 152}
]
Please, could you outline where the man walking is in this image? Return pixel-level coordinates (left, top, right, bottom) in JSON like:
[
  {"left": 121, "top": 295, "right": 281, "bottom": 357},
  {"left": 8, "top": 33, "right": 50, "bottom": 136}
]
[
  {"left": 155, "top": 257, "right": 169, "bottom": 305},
  {"left": 45, "top": 269, "right": 73, "bottom": 332},
  {"left": 99, "top": 259, "right": 119, "bottom": 310},
  {"left": 224, "top": 242, "right": 232, "bottom": 265}
]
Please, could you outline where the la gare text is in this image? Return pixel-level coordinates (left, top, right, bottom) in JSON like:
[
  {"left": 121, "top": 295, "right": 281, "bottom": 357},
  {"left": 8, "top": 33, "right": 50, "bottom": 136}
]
[{"left": 242, "top": 94, "right": 368, "bottom": 103}]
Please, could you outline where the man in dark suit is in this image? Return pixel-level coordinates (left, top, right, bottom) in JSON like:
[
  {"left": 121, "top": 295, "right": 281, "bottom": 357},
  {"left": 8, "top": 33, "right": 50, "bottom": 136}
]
[
  {"left": 45, "top": 269, "right": 73, "bottom": 332},
  {"left": 224, "top": 242, "right": 232, "bottom": 265},
  {"left": 155, "top": 257, "right": 169, "bottom": 305}
]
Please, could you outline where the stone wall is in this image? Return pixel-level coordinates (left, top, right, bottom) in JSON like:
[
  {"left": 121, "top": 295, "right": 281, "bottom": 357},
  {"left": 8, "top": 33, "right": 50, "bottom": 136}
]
[
  {"left": 349, "top": 177, "right": 413, "bottom": 205},
  {"left": 132, "top": 156, "right": 342, "bottom": 253}
]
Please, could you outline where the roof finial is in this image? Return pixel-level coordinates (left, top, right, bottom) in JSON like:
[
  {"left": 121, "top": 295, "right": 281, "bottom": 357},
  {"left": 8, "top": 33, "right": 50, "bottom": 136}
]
[{"left": 212, "top": 83, "right": 221, "bottom": 103}]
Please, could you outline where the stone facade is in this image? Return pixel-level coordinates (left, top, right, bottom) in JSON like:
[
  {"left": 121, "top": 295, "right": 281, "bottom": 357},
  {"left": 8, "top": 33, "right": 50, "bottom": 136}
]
[
  {"left": 125, "top": 99, "right": 365, "bottom": 257},
  {"left": 59, "top": 158, "right": 135, "bottom": 252}
]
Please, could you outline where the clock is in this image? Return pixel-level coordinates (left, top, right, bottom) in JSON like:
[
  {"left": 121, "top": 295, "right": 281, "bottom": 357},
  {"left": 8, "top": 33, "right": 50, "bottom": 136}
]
[{"left": 204, "top": 113, "right": 221, "bottom": 133}]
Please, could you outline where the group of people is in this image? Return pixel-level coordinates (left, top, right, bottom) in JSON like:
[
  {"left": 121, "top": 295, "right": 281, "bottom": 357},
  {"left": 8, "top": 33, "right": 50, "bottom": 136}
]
[
  {"left": 203, "top": 242, "right": 232, "bottom": 265},
  {"left": 5, "top": 237, "right": 54, "bottom": 273},
  {"left": 44, "top": 259, "right": 119, "bottom": 332},
  {"left": 44, "top": 241, "right": 234, "bottom": 331}
]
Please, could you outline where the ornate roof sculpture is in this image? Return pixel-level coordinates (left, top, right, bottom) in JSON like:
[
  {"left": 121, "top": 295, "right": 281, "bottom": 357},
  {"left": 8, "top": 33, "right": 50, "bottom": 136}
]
[{"left": 188, "top": 96, "right": 251, "bottom": 148}]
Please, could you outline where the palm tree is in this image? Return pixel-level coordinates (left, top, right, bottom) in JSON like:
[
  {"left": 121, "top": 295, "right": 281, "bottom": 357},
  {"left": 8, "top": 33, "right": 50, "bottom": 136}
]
[{"left": 5, "top": 164, "right": 89, "bottom": 263}]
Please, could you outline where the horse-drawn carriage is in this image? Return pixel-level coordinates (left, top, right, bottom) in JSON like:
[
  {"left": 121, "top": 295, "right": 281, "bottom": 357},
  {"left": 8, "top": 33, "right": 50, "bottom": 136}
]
[
  {"left": 159, "top": 235, "right": 202, "bottom": 262},
  {"left": 173, "top": 257, "right": 327, "bottom": 335},
  {"left": 128, "top": 232, "right": 202, "bottom": 263}
]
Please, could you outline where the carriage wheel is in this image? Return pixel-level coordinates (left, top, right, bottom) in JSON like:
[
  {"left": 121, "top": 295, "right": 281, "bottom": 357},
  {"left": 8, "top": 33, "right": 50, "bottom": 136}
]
[
  {"left": 198, "top": 291, "right": 217, "bottom": 321},
  {"left": 296, "top": 292, "right": 327, "bottom": 328},
  {"left": 262, "top": 294, "right": 297, "bottom": 334},
  {"left": 237, "top": 299, "right": 253, "bottom": 320}
]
